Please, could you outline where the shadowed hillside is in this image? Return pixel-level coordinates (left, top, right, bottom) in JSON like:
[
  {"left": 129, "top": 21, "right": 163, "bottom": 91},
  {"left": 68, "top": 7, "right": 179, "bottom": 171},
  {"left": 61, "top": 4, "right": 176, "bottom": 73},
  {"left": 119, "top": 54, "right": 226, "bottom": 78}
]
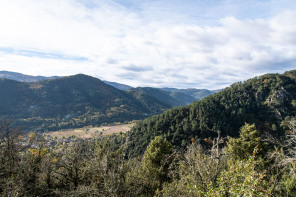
[{"left": 0, "top": 74, "right": 170, "bottom": 131}]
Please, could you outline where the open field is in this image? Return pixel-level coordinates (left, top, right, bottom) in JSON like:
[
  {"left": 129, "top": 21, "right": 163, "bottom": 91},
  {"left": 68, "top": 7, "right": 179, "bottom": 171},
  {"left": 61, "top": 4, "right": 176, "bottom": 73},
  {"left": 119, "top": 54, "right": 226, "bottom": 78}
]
[{"left": 46, "top": 123, "right": 134, "bottom": 139}]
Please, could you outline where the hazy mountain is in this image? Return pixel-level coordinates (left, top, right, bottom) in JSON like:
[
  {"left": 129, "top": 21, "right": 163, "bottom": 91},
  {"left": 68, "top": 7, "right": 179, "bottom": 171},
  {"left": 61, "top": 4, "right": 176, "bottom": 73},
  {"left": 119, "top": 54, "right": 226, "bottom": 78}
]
[
  {"left": 0, "top": 71, "right": 60, "bottom": 82},
  {"left": 103, "top": 81, "right": 216, "bottom": 104},
  {"left": 126, "top": 69, "right": 296, "bottom": 157},
  {"left": 0, "top": 74, "right": 170, "bottom": 132},
  {"left": 103, "top": 80, "right": 133, "bottom": 90},
  {"left": 0, "top": 71, "right": 216, "bottom": 106},
  {"left": 162, "top": 88, "right": 216, "bottom": 100},
  {"left": 127, "top": 87, "right": 196, "bottom": 107}
]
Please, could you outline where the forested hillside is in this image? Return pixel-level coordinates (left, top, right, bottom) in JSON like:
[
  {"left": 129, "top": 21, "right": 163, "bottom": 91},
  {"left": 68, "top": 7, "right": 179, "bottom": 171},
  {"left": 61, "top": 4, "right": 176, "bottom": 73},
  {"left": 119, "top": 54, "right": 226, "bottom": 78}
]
[
  {"left": 103, "top": 80, "right": 133, "bottom": 90},
  {"left": 127, "top": 70, "right": 296, "bottom": 157},
  {"left": 1, "top": 118, "right": 296, "bottom": 196},
  {"left": 0, "top": 74, "right": 170, "bottom": 132},
  {"left": 162, "top": 88, "right": 215, "bottom": 101},
  {"left": 125, "top": 88, "right": 172, "bottom": 111},
  {"left": 126, "top": 87, "right": 196, "bottom": 107}
]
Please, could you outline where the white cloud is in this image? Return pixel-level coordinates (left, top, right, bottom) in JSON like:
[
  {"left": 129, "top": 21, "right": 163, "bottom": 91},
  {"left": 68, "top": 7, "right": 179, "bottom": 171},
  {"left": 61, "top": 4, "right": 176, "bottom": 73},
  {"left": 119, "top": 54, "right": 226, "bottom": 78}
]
[{"left": 0, "top": 0, "right": 295, "bottom": 89}]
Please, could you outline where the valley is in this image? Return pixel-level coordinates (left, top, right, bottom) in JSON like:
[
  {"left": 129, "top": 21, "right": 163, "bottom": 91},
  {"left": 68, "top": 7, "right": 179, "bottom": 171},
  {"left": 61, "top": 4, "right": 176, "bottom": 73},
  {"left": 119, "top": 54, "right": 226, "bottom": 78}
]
[
  {"left": 1, "top": 69, "right": 296, "bottom": 196},
  {"left": 47, "top": 122, "right": 134, "bottom": 139}
]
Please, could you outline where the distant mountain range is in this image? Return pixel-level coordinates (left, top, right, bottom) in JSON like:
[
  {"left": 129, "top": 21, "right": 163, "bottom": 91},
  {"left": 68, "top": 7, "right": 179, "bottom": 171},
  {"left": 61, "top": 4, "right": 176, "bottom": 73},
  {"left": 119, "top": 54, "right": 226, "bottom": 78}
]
[
  {"left": 0, "top": 70, "right": 60, "bottom": 82},
  {"left": 0, "top": 71, "right": 219, "bottom": 132},
  {"left": 127, "top": 87, "right": 197, "bottom": 107},
  {"left": 103, "top": 80, "right": 133, "bottom": 90},
  {"left": 161, "top": 88, "right": 218, "bottom": 100},
  {"left": 0, "top": 74, "right": 173, "bottom": 131},
  {"left": 0, "top": 71, "right": 217, "bottom": 107},
  {"left": 102, "top": 81, "right": 217, "bottom": 103}
]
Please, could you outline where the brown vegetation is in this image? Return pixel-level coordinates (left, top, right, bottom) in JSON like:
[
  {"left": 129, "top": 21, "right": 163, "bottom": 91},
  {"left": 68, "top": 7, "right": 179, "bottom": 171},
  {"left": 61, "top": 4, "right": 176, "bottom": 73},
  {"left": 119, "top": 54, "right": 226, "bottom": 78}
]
[{"left": 47, "top": 123, "right": 134, "bottom": 139}]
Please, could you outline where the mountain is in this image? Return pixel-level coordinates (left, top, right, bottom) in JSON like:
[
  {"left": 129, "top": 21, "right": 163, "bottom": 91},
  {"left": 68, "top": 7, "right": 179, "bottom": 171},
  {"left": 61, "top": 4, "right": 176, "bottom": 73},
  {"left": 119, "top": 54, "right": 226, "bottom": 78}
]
[
  {"left": 127, "top": 87, "right": 196, "bottom": 107},
  {"left": 0, "top": 71, "right": 216, "bottom": 107},
  {"left": 103, "top": 80, "right": 133, "bottom": 90},
  {"left": 0, "top": 74, "right": 170, "bottom": 132},
  {"left": 104, "top": 82, "right": 216, "bottom": 106},
  {"left": 162, "top": 88, "right": 216, "bottom": 100},
  {"left": 0, "top": 71, "right": 60, "bottom": 82},
  {"left": 125, "top": 88, "right": 172, "bottom": 112},
  {"left": 126, "top": 70, "right": 296, "bottom": 157}
]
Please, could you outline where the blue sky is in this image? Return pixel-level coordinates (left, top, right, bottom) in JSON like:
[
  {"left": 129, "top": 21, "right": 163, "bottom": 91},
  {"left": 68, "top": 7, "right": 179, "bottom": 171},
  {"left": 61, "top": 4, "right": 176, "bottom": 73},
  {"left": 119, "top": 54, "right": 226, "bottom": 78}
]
[{"left": 0, "top": 0, "right": 296, "bottom": 89}]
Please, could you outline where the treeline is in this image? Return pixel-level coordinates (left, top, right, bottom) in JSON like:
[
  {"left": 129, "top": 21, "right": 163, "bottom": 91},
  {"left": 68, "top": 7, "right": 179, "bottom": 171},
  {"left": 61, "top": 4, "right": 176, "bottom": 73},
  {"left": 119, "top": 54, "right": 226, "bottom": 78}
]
[
  {"left": 126, "top": 70, "right": 296, "bottom": 157},
  {"left": 15, "top": 109, "right": 146, "bottom": 132},
  {"left": 1, "top": 119, "right": 296, "bottom": 196}
]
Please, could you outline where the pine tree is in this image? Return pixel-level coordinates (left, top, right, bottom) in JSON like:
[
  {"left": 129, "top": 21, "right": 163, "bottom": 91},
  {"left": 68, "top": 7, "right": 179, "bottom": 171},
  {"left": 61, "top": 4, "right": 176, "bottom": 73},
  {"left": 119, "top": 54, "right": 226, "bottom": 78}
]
[
  {"left": 226, "top": 123, "right": 264, "bottom": 161},
  {"left": 141, "top": 136, "right": 172, "bottom": 194}
]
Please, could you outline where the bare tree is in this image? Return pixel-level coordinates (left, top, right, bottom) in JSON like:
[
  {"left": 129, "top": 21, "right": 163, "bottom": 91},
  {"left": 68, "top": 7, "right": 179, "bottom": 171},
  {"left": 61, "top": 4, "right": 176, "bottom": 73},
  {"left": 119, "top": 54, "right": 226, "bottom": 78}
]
[{"left": 0, "top": 118, "right": 32, "bottom": 196}]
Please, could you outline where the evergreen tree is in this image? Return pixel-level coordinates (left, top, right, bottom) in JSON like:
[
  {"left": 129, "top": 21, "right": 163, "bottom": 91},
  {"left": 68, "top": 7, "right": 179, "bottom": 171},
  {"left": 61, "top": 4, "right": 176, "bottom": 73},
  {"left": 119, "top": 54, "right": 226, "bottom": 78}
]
[
  {"left": 226, "top": 123, "right": 265, "bottom": 161},
  {"left": 141, "top": 136, "right": 173, "bottom": 194}
]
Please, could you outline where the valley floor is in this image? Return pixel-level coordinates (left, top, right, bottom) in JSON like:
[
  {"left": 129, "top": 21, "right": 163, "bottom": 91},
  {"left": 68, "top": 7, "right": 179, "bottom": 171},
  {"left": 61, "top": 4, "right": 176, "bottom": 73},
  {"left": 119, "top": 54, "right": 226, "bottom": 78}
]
[{"left": 47, "top": 123, "right": 134, "bottom": 139}]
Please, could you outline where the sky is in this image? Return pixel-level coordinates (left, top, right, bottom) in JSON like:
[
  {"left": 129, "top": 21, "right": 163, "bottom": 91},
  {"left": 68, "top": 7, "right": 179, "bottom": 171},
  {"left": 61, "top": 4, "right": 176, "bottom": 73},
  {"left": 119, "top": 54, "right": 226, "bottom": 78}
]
[{"left": 0, "top": 0, "right": 296, "bottom": 89}]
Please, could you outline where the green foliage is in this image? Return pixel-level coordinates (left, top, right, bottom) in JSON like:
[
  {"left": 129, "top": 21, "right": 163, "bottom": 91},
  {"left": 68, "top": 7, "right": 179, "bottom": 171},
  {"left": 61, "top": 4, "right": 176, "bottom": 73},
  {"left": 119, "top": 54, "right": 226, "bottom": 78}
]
[
  {"left": 159, "top": 141, "right": 227, "bottom": 197},
  {"left": 142, "top": 136, "right": 172, "bottom": 167},
  {"left": 2, "top": 119, "right": 296, "bottom": 196},
  {"left": 208, "top": 155, "right": 272, "bottom": 196},
  {"left": 267, "top": 119, "right": 296, "bottom": 196},
  {"left": 141, "top": 136, "right": 172, "bottom": 186},
  {"left": 128, "top": 69, "right": 296, "bottom": 157},
  {"left": 126, "top": 88, "right": 171, "bottom": 112},
  {"left": 279, "top": 166, "right": 296, "bottom": 197},
  {"left": 126, "top": 136, "right": 173, "bottom": 196},
  {"left": 2, "top": 69, "right": 296, "bottom": 196},
  {"left": 226, "top": 123, "right": 265, "bottom": 161}
]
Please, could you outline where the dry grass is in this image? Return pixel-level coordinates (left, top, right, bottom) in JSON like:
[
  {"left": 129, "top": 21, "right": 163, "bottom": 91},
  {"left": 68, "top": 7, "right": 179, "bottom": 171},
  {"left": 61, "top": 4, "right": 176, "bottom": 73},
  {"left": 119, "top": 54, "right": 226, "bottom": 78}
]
[{"left": 47, "top": 123, "right": 134, "bottom": 139}]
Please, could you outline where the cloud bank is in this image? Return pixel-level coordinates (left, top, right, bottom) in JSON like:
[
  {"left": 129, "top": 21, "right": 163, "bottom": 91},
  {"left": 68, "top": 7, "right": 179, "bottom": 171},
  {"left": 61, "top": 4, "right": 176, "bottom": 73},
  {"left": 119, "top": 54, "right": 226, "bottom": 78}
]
[{"left": 0, "top": 0, "right": 295, "bottom": 89}]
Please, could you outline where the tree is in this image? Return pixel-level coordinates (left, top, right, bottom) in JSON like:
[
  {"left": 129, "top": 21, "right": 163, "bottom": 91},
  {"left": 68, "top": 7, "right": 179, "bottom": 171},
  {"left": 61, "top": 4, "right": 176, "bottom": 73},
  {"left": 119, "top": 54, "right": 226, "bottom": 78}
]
[
  {"left": 226, "top": 123, "right": 265, "bottom": 161},
  {"left": 208, "top": 155, "right": 272, "bottom": 197},
  {"left": 0, "top": 119, "right": 30, "bottom": 195},
  {"left": 158, "top": 135, "right": 226, "bottom": 197},
  {"left": 267, "top": 119, "right": 296, "bottom": 196},
  {"left": 140, "top": 136, "right": 173, "bottom": 195}
]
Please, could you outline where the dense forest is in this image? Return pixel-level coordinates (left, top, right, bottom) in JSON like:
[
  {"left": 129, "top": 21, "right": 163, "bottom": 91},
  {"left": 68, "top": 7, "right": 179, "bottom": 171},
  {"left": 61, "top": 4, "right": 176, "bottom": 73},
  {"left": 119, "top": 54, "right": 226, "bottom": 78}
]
[
  {"left": 126, "top": 70, "right": 296, "bottom": 157},
  {"left": 1, "top": 118, "right": 296, "bottom": 196}
]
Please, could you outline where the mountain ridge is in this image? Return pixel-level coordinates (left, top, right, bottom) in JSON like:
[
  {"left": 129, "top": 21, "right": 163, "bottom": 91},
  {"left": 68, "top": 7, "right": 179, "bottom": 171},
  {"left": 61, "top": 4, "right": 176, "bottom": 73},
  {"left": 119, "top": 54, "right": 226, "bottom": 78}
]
[
  {"left": 0, "top": 71, "right": 217, "bottom": 106},
  {"left": 126, "top": 87, "right": 196, "bottom": 107},
  {"left": 0, "top": 70, "right": 60, "bottom": 82},
  {"left": 0, "top": 74, "right": 170, "bottom": 131}
]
